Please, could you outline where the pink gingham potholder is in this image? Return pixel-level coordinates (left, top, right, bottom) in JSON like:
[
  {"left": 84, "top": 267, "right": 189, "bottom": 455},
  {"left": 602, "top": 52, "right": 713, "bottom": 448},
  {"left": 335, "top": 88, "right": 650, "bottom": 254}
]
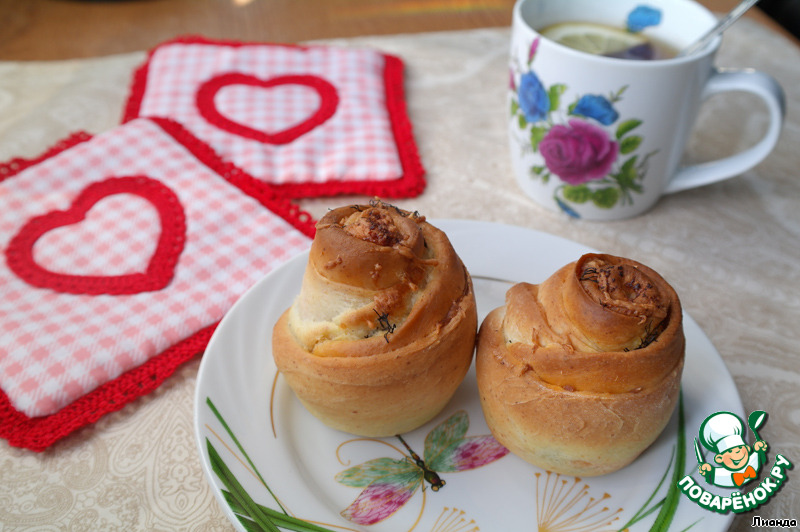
[
  {"left": 123, "top": 36, "right": 425, "bottom": 200},
  {"left": 0, "top": 118, "right": 314, "bottom": 451}
]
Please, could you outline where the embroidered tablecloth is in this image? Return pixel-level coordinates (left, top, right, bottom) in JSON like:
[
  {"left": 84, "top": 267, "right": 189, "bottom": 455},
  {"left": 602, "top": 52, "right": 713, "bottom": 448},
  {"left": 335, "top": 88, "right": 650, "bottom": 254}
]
[{"left": 1, "top": 21, "right": 799, "bottom": 532}]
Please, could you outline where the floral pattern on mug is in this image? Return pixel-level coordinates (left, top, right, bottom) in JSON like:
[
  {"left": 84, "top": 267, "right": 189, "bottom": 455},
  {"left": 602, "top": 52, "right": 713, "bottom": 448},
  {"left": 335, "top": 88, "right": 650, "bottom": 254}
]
[
  {"left": 510, "top": 38, "right": 657, "bottom": 217},
  {"left": 626, "top": 5, "right": 662, "bottom": 33}
]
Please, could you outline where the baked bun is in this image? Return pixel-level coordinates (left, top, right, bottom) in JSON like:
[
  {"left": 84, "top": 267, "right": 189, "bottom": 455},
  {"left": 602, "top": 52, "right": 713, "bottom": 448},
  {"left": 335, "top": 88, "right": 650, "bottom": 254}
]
[
  {"left": 273, "top": 201, "right": 477, "bottom": 436},
  {"left": 476, "top": 253, "right": 685, "bottom": 476}
]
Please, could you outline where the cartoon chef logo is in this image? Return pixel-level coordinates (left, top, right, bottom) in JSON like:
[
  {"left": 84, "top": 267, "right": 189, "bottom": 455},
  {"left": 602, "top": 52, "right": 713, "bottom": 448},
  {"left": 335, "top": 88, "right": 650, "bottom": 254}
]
[
  {"left": 696, "top": 410, "right": 768, "bottom": 489},
  {"left": 679, "top": 409, "right": 793, "bottom": 515}
]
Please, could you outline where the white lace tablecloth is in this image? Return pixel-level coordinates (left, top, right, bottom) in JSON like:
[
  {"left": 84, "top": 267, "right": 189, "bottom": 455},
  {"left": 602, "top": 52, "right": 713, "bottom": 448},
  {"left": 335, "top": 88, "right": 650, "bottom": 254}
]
[{"left": 1, "top": 19, "right": 798, "bottom": 531}]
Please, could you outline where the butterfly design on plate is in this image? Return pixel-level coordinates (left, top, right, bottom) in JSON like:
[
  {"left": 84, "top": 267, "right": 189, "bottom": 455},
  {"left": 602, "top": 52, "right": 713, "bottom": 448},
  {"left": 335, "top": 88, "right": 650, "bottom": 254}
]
[{"left": 335, "top": 410, "right": 510, "bottom": 526}]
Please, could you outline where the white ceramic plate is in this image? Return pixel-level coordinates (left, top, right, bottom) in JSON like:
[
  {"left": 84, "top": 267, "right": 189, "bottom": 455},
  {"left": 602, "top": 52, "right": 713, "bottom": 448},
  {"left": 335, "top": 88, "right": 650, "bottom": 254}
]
[{"left": 194, "top": 220, "right": 739, "bottom": 532}]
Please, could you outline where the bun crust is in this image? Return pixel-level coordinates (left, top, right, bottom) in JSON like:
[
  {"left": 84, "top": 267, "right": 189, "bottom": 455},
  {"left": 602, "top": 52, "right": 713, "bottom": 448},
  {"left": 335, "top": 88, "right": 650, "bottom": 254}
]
[
  {"left": 476, "top": 254, "right": 685, "bottom": 476},
  {"left": 273, "top": 203, "right": 477, "bottom": 436}
]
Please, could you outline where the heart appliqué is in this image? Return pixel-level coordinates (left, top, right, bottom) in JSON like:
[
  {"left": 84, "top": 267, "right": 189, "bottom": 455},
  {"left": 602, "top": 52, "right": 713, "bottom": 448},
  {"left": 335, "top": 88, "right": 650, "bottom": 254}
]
[
  {"left": 196, "top": 73, "right": 339, "bottom": 145},
  {"left": 6, "top": 176, "right": 186, "bottom": 295}
]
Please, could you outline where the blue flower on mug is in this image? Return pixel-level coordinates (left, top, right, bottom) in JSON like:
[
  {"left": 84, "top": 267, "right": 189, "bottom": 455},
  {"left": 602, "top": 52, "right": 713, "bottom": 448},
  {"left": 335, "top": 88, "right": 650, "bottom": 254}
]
[
  {"left": 509, "top": 17, "right": 659, "bottom": 216},
  {"left": 626, "top": 5, "right": 662, "bottom": 33},
  {"left": 572, "top": 94, "right": 619, "bottom": 126},
  {"left": 518, "top": 71, "right": 550, "bottom": 123}
]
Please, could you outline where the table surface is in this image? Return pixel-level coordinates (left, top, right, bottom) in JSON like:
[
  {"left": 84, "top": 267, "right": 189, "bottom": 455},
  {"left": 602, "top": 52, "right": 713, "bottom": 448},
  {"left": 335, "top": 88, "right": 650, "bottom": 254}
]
[
  {"left": 0, "top": 0, "right": 796, "bottom": 60},
  {"left": 1, "top": 1, "right": 799, "bottom": 532}
]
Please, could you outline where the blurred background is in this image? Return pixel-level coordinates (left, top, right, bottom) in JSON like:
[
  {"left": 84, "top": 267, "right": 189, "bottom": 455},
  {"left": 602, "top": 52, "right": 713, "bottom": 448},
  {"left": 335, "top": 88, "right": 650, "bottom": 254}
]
[
  {"left": 2, "top": 0, "right": 516, "bottom": 60},
  {"left": 0, "top": 0, "right": 797, "bottom": 61},
  {"left": 759, "top": 0, "right": 800, "bottom": 37}
]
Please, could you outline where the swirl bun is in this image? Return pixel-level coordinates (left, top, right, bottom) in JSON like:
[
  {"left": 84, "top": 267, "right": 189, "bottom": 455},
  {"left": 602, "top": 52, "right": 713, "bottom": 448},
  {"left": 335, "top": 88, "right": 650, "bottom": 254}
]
[
  {"left": 476, "top": 253, "right": 685, "bottom": 476},
  {"left": 273, "top": 202, "right": 477, "bottom": 436}
]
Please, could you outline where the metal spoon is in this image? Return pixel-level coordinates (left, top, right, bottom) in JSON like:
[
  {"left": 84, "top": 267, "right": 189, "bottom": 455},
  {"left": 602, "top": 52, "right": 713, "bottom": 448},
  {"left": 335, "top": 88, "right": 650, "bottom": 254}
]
[{"left": 677, "top": 0, "right": 761, "bottom": 57}]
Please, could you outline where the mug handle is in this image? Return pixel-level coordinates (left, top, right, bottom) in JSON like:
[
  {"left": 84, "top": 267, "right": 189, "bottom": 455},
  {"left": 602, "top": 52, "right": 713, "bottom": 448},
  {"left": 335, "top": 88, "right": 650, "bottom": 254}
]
[{"left": 665, "top": 68, "right": 786, "bottom": 194}]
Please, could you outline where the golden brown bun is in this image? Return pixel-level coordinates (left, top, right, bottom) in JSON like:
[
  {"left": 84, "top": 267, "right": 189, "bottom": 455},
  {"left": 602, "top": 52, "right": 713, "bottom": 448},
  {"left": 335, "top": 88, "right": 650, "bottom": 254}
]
[
  {"left": 476, "top": 253, "right": 685, "bottom": 476},
  {"left": 273, "top": 202, "right": 477, "bottom": 436}
]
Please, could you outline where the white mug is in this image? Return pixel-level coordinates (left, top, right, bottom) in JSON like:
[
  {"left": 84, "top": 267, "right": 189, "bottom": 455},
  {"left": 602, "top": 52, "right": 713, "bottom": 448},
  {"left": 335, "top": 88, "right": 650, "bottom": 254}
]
[{"left": 508, "top": 0, "right": 785, "bottom": 220}]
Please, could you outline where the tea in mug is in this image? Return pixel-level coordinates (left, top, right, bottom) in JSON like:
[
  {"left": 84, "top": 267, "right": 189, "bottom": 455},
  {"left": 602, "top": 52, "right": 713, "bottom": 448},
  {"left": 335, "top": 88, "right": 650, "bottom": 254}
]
[{"left": 540, "top": 22, "right": 678, "bottom": 60}]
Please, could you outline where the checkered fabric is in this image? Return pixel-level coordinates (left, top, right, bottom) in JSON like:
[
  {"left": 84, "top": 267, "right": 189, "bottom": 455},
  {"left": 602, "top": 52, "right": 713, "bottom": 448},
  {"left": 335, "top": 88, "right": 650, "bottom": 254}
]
[
  {"left": 123, "top": 37, "right": 425, "bottom": 199},
  {"left": 0, "top": 118, "right": 312, "bottom": 449},
  {"left": 1, "top": 37, "right": 425, "bottom": 452},
  {"left": 33, "top": 193, "right": 161, "bottom": 277}
]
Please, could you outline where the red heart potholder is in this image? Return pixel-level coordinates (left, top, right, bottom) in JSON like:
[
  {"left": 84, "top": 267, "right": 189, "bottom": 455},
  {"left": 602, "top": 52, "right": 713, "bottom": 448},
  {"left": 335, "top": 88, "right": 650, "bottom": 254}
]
[
  {"left": 123, "top": 36, "right": 425, "bottom": 200},
  {"left": 0, "top": 118, "right": 314, "bottom": 451},
  {"left": 6, "top": 175, "right": 186, "bottom": 295}
]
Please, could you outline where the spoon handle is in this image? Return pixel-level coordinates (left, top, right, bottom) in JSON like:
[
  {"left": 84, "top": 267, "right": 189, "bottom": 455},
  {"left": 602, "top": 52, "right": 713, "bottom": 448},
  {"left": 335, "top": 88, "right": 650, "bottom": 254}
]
[{"left": 678, "top": 0, "right": 761, "bottom": 57}]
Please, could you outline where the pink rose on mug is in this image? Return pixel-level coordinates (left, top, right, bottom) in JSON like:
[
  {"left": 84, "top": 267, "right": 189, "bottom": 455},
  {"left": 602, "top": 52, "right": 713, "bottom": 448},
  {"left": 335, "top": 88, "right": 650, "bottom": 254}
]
[{"left": 539, "top": 119, "right": 619, "bottom": 185}]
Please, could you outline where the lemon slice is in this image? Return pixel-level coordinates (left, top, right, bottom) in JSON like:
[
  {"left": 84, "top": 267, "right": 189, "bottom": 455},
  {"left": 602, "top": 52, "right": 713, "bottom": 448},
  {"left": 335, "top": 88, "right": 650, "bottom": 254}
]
[{"left": 541, "top": 22, "right": 648, "bottom": 56}]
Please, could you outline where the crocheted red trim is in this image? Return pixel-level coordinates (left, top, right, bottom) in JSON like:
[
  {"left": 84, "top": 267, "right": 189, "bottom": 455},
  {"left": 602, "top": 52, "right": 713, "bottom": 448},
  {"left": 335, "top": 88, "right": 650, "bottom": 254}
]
[
  {"left": 6, "top": 176, "right": 186, "bottom": 295},
  {"left": 122, "top": 35, "right": 321, "bottom": 122},
  {"left": 196, "top": 72, "right": 339, "bottom": 145},
  {"left": 0, "top": 324, "right": 217, "bottom": 453},
  {"left": 122, "top": 35, "right": 425, "bottom": 201},
  {"left": 0, "top": 131, "right": 92, "bottom": 183},
  {"left": 0, "top": 119, "right": 315, "bottom": 451},
  {"left": 273, "top": 54, "right": 426, "bottom": 200},
  {"left": 153, "top": 116, "right": 317, "bottom": 238}
]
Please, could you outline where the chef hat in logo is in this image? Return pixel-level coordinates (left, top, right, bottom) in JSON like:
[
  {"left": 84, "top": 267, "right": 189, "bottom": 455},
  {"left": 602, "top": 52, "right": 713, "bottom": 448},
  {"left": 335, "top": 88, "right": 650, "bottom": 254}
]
[{"left": 700, "top": 412, "right": 746, "bottom": 454}]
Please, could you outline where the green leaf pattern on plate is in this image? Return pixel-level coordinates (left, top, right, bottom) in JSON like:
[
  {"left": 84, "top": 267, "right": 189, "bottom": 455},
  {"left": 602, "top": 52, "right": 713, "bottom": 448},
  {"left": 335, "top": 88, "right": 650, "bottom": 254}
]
[{"left": 204, "top": 394, "right": 696, "bottom": 531}]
